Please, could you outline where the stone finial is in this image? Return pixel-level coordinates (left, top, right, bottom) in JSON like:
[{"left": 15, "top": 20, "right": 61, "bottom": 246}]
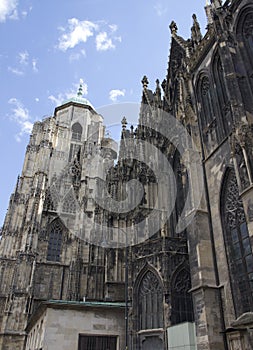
[
  {"left": 77, "top": 78, "right": 83, "bottom": 97},
  {"left": 142, "top": 76, "right": 149, "bottom": 89},
  {"left": 205, "top": 1, "right": 213, "bottom": 25},
  {"left": 161, "top": 79, "right": 166, "bottom": 92},
  {"left": 211, "top": 0, "right": 222, "bottom": 8},
  {"left": 169, "top": 21, "right": 178, "bottom": 35},
  {"left": 155, "top": 79, "right": 161, "bottom": 100},
  {"left": 121, "top": 116, "right": 127, "bottom": 130},
  {"left": 191, "top": 14, "right": 202, "bottom": 46}
]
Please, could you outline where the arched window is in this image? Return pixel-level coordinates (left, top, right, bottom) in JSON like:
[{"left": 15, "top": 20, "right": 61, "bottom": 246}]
[
  {"left": 197, "top": 75, "right": 217, "bottom": 149},
  {"left": 138, "top": 270, "right": 163, "bottom": 330},
  {"left": 236, "top": 9, "right": 253, "bottom": 111},
  {"left": 62, "top": 190, "right": 77, "bottom": 214},
  {"left": 241, "top": 11, "right": 253, "bottom": 69},
  {"left": 213, "top": 54, "right": 231, "bottom": 136},
  {"left": 171, "top": 268, "right": 194, "bottom": 325},
  {"left": 47, "top": 220, "right": 63, "bottom": 262},
  {"left": 72, "top": 122, "right": 82, "bottom": 141},
  {"left": 171, "top": 149, "right": 188, "bottom": 237},
  {"left": 199, "top": 76, "right": 214, "bottom": 128},
  {"left": 221, "top": 169, "right": 253, "bottom": 316}
]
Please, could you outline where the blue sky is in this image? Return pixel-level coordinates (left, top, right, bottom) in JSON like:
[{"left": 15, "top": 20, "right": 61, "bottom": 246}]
[{"left": 0, "top": 0, "right": 208, "bottom": 226}]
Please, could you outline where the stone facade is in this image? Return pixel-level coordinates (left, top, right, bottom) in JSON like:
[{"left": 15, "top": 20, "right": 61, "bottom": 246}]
[
  {"left": 1, "top": 0, "right": 253, "bottom": 349},
  {"left": 25, "top": 301, "right": 125, "bottom": 350}
]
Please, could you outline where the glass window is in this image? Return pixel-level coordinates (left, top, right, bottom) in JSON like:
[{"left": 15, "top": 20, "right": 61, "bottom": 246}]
[
  {"left": 171, "top": 268, "right": 194, "bottom": 325},
  {"left": 47, "top": 220, "right": 63, "bottom": 262},
  {"left": 72, "top": 123, "right": 82, "bottom": 141},
  {"left": 221, "top": 169, "right": 253, "bottom": 316},
  {"left": 138, "top": 271, "right": 163, "bottom": 330},
  {"left": 78, "top": 335, "right": 117, "bottom": 350}
]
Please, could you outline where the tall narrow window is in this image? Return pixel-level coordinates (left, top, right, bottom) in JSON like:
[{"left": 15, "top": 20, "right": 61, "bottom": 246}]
[
  {"left": 242, "top": 12, "right": 253, "bottom": 69},
  {"left": 47, "top": 220, "right": 63, "bottom": 262},
  {"left": 68, "top": 143, "right": 81, "bottom": 162},
  {"left": 72, "top": 122, "right": 82, "bottom": 141},
  {"left": 171, "top": 150, "right": 188, "bottom": 236},
  {"left": 62, "top": 189, "right": 77, "bottom": 214},
  {"left": 171, "top": 268, "right": 194, "bottom": 325},
  {"left": 236, "top": 9, "right": 253, "bottom": 111},
  {"left": 213, "top": 54, "right": 231, "bottom": 136},
  {"left": 199, "top": 76, "right": 213, "bottom": 128},
  {"left": 221, "top": 169, "right": 253, "bottom": 316},
  {"left": 138, "top": 270, "right": 163, "bottom": 330},
  {"left": 197, "top": 75, "right": 217, "bottom": 150}
]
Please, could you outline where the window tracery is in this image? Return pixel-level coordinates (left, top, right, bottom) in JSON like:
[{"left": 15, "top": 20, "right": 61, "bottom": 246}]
[
  {"left": 236, "top": 9, "right": 253, "bottom": 108},
  {"left": 47, "top": 220, "right": 63, "bottom": 262},
  {"left": 138, "top": 270, "right": 163, "bottom": 330},
  {"left": 71, "top": 122, "right": 82, "bottom": 141},
  {"left": 213, "top": 54, "right": 231, "bottom": 136},
  {"left": 171, "top": 268, "right": 194, "bottom": 324},
  {"left": 62, "top": 190, "right": 77, "bottom": 214},
  {"left": 243, "top": 12, "right": 253, "bottom": 60},
  {"left": 221, "top": 169, "right": 253, "bottom": 316},
  {"left": 197, "top": 75, "right": 217, "bottom": 149}
]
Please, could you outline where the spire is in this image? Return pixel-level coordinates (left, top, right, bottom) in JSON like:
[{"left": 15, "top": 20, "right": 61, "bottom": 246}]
[
  {"left": 77, "top": 79, "right": 83, "bottom": 97},
  {"left": 191, "top": 14, "right": 202, "bottom": 47},
  {"left": 205, "top": 0, "right": 213, "bottom": 26},
  {"left": 141, "top": 76, "right": 149, "bottom": 89},
  {"left": 169, "top": 21, "right": 178, "bottom": 36},
  {"left": 121, "top": 116, "right": 127, "bottom": 131}
]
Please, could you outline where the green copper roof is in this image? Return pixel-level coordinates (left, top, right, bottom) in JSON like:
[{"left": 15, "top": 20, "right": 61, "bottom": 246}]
[
  {"left": 62, "top": 96, "right": 94, "bottom": 109},
  {"left": 61, "top": 80, "right": 95, "bottom": 110}
]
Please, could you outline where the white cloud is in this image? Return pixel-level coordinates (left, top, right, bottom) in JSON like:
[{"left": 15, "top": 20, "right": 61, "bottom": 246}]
[
  {"left": 109, "top": 24, "right": 118, "bottom": 32},
  {"left": 8, "top": 52, "right": 38, "bottom": 75},
  {"left": 8, "top": 66, "right": 24, "bottom": 76},
  {"left": 19, "top": 51, "right": 29, "bottom": 65},
  {"left": 109, "top": 89, "right": 126, "bottom": 102},
  {"left": 57, "top": 18, "right": 121, "bottom": 53},
  {"left": 58, "top": 18, "right": 98, "bottom": 51},
  {"left": 96, "top": 32, "right": 115, "bottom": 51},
  {"left": 8, "top": 98, "right": 33, "bottom": 142},
  {"left": 154, "top": 3, "right": 167, "bottom": 16},
  {"left": 32, "top": 58, "right": 38, "bottom": 72},
  {"left": 48, "top": 81, "right": 89, "bottom": 107},
  {"left": 69, "top": 49, "right": 86, "bottom": 62},
  {"left": 0, "top": 0, "right": 18, "bottom": 22}
]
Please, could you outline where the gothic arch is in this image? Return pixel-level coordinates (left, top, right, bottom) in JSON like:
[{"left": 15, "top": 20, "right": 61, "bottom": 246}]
[
  {"left": 46, "top": 218, "right": 64, "bottom": 262},
  {"left": 220, "top": 167, "right": 253, "bottom": 316},
  {"left": 212, "top": 51, "right": 232, "bottom": 136},
  {"left": 236, "top": 6, "right": 253, "bottom": 68},
  {"left": 134, "top": 266, "right": 164, "bottom": 331},
  {"left": 170, "top": 263, "right": 194, "bottom": 325},
  {"left": 196, "top": 72, "right": 218, "bottom": 149},
  {"left": 235, "top": 6, "right": 253, "bottom": 112},
  {"left": 171, "top": 149, "right": 188, "bottom": 236},
  {"left": 62, "top": 188, "right": 77, "bottom": 214},
  {"left": 71, "top": 122, "right": 83, "bottom": 141}
]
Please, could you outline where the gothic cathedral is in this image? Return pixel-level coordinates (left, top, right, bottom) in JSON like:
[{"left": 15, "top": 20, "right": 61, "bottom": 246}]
[{"left": 1, "top": 0, "right": 253, "bottom": 349}]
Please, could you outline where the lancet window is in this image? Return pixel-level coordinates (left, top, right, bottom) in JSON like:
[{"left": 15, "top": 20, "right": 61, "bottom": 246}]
[{"left": 221, "top": 169, "right": 253, "bottom": 316}]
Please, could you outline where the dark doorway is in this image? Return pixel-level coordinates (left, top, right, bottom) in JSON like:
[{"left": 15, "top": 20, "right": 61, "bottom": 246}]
[
  {"left": 78, "top": 335, "right": 117, "bottom": 350},
  {"left": 142, "top": 336, "right": 163, "bottom": 350}
]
